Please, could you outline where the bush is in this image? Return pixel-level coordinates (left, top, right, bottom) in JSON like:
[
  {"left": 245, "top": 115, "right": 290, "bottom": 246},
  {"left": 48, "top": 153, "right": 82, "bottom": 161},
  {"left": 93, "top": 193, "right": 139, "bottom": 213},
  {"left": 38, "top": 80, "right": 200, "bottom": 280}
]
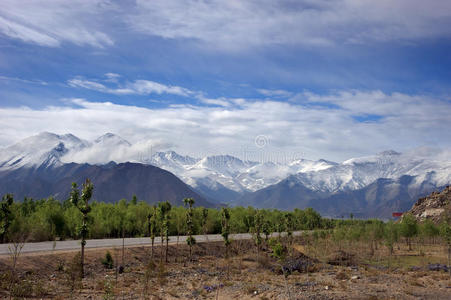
[
  {"left": 271, "top": 241, "right": 287, "bottom": 261},
  {"left": 101, "top": 251, "right": 114, "bottom": 269}
]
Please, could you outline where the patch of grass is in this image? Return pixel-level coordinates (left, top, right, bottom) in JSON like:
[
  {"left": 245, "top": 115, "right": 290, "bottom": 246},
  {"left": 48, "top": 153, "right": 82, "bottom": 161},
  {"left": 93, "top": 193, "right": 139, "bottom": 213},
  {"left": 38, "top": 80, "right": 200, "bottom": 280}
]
[
  {"left": 33, "top": 279, "right": 48, "bottom": 297},
  {"left": 335, "top": 271, "right": 349, "bottom": 280},
  {"left": 10, "top": 279, "right": 34, "bottom": 297}
]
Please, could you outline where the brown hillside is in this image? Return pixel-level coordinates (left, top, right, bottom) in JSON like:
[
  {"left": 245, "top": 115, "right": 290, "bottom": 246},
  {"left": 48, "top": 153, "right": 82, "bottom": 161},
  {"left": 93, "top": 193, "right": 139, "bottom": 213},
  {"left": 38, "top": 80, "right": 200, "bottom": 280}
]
[{"left": 407, "top": 186, "right": 451, "bottom": 223}]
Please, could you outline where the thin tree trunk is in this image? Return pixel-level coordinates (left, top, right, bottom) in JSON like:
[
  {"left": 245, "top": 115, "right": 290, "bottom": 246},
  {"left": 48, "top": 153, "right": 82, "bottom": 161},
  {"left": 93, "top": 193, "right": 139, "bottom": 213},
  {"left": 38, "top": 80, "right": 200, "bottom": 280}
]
[
  {"left": 448, "top": 244, "right": 451, "bottom": 279},
  {"left": 81, "top": 241, "right": 85, "bottom": 278},
  {"left": 165, "top": 236, "right": 169, "bottom": 263},
  {"left": 122, "top": 229, "right": 125, "bottom": 267},
  {"left": 161, "top": 234, "right": 164, "bottom": 263},
  {"left": 176, "top": 234, "right": 179, "bottom": 263},
  {"left": 281, "top": 265, "right": 291, "bottom": 299}
]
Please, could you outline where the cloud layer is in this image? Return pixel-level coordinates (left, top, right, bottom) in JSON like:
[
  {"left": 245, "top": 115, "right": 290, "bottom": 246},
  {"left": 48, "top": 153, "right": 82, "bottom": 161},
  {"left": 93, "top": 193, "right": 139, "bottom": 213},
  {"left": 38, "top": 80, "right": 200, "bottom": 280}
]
[
  {"left": 0, "top": 0, "right": 114, "bottom": 47},
  {"left": 68, "top": 75, "right": 194, "bottom": 97},
  {"left": 1, "top": 0, "right": 451, "bottom": 50},
  {"left": 1, "top": 91, "right": 450, "bottom": 162}
]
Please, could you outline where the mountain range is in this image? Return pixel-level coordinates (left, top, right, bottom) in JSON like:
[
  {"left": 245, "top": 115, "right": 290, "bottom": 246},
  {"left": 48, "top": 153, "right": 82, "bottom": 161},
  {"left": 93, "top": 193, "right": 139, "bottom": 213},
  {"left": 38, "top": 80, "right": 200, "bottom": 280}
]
[{"left": 1, "top": 132, "right": 450, "bottom": 218}]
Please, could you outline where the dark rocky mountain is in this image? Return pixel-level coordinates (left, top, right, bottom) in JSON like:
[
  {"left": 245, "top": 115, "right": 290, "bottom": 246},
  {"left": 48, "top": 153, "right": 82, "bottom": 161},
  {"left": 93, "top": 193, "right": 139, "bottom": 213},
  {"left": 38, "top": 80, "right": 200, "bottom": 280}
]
[
  {"left": 0, "top": 162, "right": 212, "bottom": 207},
  {"left": 237, "top": 174, "right": 442, "bottom": 218}
]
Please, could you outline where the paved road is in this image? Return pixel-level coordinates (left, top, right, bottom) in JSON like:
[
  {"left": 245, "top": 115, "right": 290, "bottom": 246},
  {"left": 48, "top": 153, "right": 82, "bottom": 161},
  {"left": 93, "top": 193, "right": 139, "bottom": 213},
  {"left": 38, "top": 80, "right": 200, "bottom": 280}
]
[{"left": 0, "top": 231, "right": 303, "bottom": 255}]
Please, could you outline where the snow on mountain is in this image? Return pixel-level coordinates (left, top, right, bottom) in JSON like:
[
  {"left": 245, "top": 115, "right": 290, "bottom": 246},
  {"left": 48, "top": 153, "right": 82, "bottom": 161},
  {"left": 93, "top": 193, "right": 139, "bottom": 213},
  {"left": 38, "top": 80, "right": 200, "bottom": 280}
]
[
  {"left": 292, "top": 150, "right": 451, "bottom": 193},
  {"left": 0, "top": 132, "right": 88, "bottom": 170},
  {"left": 150, "top": 151, "right": 200, "bottom": 172},
  {"left": 61, "top": 133, "right": 134, "bottom": 165},
  {"left": 94, "top": 133, "right": 131, "bottom": 147},
  {"left": 1, "top": 133, "right": 450, "bottom": 204}
]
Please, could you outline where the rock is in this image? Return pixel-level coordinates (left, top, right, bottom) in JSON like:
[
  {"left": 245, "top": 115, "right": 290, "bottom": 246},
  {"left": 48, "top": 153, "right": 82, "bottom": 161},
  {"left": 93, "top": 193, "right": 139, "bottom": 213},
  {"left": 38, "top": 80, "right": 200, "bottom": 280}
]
[
  {"left": 327, "top": 250, "right": 355, "bottom": 266},
  {"left": 281, "top": 254, "right": 317, "bottom": 274},
  {"left": 351, "top": 275, "right": 360, "bottom": 280},
  {"left": 406, "top": 186, "right": 451, "bottom": 223},
  {"left": 428, "top": 263, "right": 449, "bottom": 272},
  {"left": 325, "top": 286, "right": 329, "bottom": 290}
]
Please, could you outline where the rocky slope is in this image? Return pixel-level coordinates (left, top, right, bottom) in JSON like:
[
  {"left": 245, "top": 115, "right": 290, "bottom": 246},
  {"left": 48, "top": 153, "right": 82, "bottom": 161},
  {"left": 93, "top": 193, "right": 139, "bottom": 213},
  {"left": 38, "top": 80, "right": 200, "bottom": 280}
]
[{"left": 407, "top": 186, "right": 451, "bottom": 223}]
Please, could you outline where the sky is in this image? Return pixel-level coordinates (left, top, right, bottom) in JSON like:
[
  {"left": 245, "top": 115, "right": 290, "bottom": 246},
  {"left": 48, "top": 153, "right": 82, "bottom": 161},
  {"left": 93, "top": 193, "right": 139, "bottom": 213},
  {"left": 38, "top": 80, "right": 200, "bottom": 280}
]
[{"left": 1, "top": 0, "right": 451, "bottom": 162}]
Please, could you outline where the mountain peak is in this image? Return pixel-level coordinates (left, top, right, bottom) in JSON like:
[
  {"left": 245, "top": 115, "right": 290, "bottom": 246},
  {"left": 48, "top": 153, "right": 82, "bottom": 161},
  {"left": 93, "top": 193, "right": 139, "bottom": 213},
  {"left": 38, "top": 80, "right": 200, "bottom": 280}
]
[
  {"left": 95, "top": 133, "right": 131, "bottom": 146},
  {"left": 0, "top": 132, "right": 88, "bottom": 170},
  {"left": 378, "top": 150, "right": 401, "bottom": 156}
]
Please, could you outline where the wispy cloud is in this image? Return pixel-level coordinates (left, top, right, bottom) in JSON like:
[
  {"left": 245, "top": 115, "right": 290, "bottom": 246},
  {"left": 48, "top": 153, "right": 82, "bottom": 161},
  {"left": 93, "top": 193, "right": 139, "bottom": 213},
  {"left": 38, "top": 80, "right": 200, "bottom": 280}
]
[
  {"left": 68, "top": 76, "right": 194, "bottom": 97},
  {"left": 1, "top": 91, "right": 450, "bottom": 161},
  {"left": 128, "top": 0, "right": 451, "bottom": 50},
  {"left": 2, "top": 1, "right": 450, "bottom": 51},
  {"left": 0, "top": 0, "right": 114, "bottom": 48},
  {"left": 257, "top": 89, "right": 293, "bottom": 98},
  {"left": 0, "top": 75, "right": 48, "bottom": 86}
]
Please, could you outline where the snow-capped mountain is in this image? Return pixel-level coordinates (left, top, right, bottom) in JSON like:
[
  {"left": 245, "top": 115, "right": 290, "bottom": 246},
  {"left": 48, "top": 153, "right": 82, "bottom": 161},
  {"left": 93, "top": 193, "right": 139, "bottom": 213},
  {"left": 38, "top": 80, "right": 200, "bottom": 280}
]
[
  {"left": 291, "top": 149, "right": 451, "bottom": 193},
  {"left": 0, "top": 132, "right": 88, "bottom": 170},
  {"left": 144, "top": 153, "right": 337, "bottom": 200},
  {"left": 1, "top": 132, "right": 450, "bottom": 217},
  {"left": 94, "top": 133, "right": 131, "bottom": 147}
]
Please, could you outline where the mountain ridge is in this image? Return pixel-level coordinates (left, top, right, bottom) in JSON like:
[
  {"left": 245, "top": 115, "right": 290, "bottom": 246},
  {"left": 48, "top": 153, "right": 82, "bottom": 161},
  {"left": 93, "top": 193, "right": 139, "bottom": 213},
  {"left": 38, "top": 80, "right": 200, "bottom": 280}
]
[{"left": 1, "top": 132, "right": 450, "bottom": 218}]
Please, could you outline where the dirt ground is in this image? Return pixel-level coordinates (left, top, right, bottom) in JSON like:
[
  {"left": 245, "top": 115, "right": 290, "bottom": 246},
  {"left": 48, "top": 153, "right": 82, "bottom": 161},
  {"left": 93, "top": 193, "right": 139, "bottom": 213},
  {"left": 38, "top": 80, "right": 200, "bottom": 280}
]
[{"left": 1, "top": 237, "right": 451, "bottom": 299}]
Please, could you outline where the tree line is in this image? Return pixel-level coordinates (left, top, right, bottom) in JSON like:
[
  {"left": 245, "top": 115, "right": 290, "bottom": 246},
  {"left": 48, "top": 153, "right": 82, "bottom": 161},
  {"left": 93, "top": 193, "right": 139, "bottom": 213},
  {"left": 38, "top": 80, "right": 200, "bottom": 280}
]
[
  {"left": 2, "top": 180, "right": 450, "bottom": 254},
  {"left": 1, "top": 187, "right": 325, "bottom": 244}
]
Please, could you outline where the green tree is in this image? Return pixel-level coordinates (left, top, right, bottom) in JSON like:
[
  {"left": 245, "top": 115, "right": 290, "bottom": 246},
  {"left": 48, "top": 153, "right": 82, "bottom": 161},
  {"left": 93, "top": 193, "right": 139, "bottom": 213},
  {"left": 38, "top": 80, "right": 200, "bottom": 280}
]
[
  {"left": 304, "top": 208, "right": 322, "bottom": 230},
  {"left": 285, "top": 212, "right": 294, "bottom": 246},
  {"left": 147, "top": 205, "right": 157, "bottom": 259},
  {"left": 420, "top": 219, "right": 439, "bottom": 244},
  {"left": 70, "top": 179, "right": 94, "bottom": 278},
  {"left": 158, "top": 201, "right": 172, "bottom": 263},
  {"left": 262, "top": 219, "right": 271, "bottom": 243},
  {"left": 253, "top": 210, "right": 263, "bottom": 263},
  {"left": 184, "top": 198, "right": 196, "bottom": 262},
  {"left": 201, "top": 207, "right": 209, "bottom": 240},
  {"left": 0, "top": 194, "right": 14, "bottom": 243},
  {"left": 131, "top": 194, "right": 138, "bottom": 206},
  {"left": 384, "top": 221, "right": 399, "bottom": 256},
  {"left": 400, "top": 214, "right": 418, "bottom": 251},
  {"left": 221, "top": 208, "right": 231, "bottom": 259},
  {"left": 275, "top": 211, "right": 285, "bottom": 241},
  {"left": 367, "top": 221, "right": 384, "bottom": 255}
]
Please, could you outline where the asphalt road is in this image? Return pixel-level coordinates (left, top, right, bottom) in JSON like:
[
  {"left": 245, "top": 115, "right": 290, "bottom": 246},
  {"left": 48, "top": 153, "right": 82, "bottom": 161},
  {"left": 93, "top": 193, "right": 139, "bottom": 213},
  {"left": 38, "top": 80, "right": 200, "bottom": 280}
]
[{"left": 0, "top": 232, "right": 303, "bottom": 255}]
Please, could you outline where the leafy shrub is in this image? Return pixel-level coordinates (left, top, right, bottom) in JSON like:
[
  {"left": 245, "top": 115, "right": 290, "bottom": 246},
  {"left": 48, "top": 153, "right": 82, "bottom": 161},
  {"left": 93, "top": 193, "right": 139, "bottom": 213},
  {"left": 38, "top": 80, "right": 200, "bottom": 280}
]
[{"left": 101, "top": 251, "right": 114, "bottom": 269}]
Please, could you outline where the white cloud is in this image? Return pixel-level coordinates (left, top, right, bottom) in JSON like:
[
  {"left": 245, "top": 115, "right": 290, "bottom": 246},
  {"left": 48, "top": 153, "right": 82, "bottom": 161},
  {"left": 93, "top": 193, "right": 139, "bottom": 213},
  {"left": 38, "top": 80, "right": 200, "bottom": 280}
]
[
  {"left": 68, "top": 77, "right": 194, "bottom": 97},
  {"left": 128, "top": 0, "right": 451, "bottom": 50},
  {"left": 0, "top": 91, "right": 450, "bottom": 162},
  {"left": 104, "top": 73, "right": 120, "bottom": 83},
  {"left": 2, "top": 1, "right": 450, "bottom": 50},
  {"left": 62, "top": 139, "right": 171, "bottom": 165},
  {"left": 257, "top": 89, "right": 293, "bottom": 98},
  {"left": 0, "top": 75, "right": 48, "bottom": 86},
  {"left": 0, "top": 0, "right": 114, "bottom": 47}
]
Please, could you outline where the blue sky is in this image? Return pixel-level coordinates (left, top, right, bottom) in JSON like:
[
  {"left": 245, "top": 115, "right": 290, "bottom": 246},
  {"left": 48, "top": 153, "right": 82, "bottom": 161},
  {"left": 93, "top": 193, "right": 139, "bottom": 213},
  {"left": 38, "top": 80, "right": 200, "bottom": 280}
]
[{"left": 1, "top": 0, "right": 451, "bottom": 161}]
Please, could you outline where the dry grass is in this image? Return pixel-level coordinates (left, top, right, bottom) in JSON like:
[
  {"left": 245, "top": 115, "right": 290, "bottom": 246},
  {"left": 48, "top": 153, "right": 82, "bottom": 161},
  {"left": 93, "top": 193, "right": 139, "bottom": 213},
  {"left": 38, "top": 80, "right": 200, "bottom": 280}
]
[{"left": 1, "top": 237, "right": 451, "bottom": 299}]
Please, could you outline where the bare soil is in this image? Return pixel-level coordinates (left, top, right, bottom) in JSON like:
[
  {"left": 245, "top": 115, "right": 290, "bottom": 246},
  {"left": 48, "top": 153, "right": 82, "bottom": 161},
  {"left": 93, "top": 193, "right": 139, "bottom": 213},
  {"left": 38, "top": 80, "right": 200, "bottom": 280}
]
[{"left": 1, "top": 237, "right": 451, "bottom": 299}]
